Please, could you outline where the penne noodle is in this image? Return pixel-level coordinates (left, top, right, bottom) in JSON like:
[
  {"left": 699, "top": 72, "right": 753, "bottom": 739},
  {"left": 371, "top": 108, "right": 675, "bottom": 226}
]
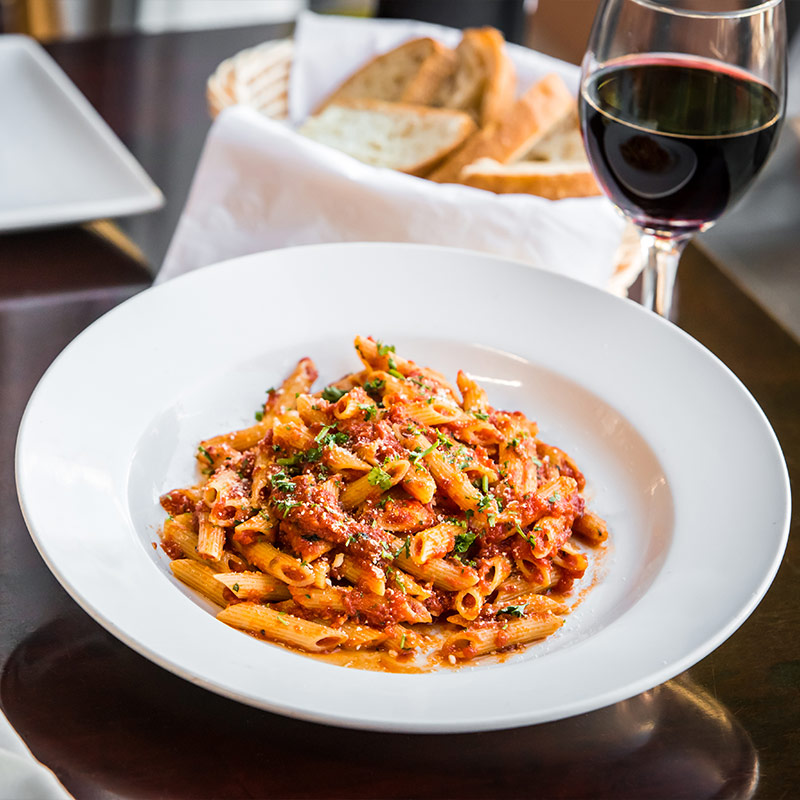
[
  {"left": 170, "top": 559, "right": 228, "bottom": 607},
  {"left": 240, "top": 540, "right": 316, "bottom": 587},
  {"left": 454, "top": 587, "right": 484, "bottom": 620},
  {"left": 213, "top": 571, "right": 290, "bottom": 602},
  {"left": 410, "top": 522, "right": 461, "bottom": 565},
  {"left": 443, "top": 613, "right": 564, "bottom": 660},
  {"left": 573, "top": 510, "right": 609, "bottom": 544},
  {"left": 218, "top": 602, "right": 347, "bottom": 653}
]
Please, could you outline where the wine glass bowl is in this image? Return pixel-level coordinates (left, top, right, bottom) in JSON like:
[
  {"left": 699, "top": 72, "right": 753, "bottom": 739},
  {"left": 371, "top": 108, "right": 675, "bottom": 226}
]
[{"left": 579, "top": 0, "right": 786, "bottom": 317}]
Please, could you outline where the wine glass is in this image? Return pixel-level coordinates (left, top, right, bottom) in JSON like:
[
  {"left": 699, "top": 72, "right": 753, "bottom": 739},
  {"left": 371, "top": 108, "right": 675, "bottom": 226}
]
[{"left": 579, "top": 0, "right": 787, "bottom": 318}]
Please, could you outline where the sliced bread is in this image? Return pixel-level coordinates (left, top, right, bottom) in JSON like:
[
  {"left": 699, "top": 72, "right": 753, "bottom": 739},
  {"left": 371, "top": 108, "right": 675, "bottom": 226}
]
[
  {"left": 460, "top": 158, "right": 601, "bottom": 199},
  {"left": 427, "top": 28, "right": 516, "bottom": 127},
  {"left": 298, "top": 99, "right": 477, "bottom": 177},
  {"left": 427, "top": 73, "right": 576, "bottom": 184},
  {"left": 315, "top": 38, "right": 455, "bottom": 112}
]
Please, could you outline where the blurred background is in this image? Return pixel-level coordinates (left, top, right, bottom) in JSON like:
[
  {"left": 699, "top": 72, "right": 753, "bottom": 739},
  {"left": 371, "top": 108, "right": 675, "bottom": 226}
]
[{"left": 1, "top": 0, "right": 798, "bottom": 339}]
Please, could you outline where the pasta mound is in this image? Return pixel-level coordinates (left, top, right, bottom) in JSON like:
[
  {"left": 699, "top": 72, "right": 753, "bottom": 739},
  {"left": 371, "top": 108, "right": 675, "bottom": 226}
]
[{"left": 160, "top": 336, "right": 608, "bottom": 671}]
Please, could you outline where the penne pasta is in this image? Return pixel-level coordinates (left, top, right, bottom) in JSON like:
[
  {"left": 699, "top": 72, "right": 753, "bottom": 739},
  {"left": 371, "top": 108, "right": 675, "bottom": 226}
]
[{"left": 159, "top": 339, "right": 608, "bottom": 669}]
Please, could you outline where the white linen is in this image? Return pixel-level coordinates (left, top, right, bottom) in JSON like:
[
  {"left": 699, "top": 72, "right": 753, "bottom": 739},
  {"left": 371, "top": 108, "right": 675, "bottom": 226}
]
[{"left": 0, "top": 713, "right": 72, "bottom": 800}]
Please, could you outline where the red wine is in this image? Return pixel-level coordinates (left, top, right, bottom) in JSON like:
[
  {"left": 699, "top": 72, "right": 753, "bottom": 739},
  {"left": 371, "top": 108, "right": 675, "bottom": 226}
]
[{"left": 580, "top": 56, "right": 781, "bottom": 233}]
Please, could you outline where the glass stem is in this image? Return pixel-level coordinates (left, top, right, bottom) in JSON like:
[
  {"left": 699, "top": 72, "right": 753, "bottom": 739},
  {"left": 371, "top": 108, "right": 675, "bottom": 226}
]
[{"left": 638, "top": 232, "right": 691, "bottom": 319}]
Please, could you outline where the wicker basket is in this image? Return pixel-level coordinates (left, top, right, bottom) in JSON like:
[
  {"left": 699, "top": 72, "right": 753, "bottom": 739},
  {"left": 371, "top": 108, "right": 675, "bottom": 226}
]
[
  {"left": 207, "top": 38, "right": 293, "bottom": 120},
  {"left": 205, "top": 38, "right": 642, "bottom": 295}
]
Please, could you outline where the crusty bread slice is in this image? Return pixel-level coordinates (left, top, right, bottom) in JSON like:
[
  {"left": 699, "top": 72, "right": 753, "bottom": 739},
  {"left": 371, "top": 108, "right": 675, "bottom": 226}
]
[
  {"left": 428, "top": 28, "right": 516, "bottom": 127},
  {"left": 460, "top": 158, "right": 601, "bottom": 199},
  {"left": 399, "top": 42, "right": 458, "bottom": 105},
  {"left": 315, "top": 38, "right": 455, "bottom": 113},
  {"left": 427, "top": 73, "right": 575, "bottom": 184},
  {"left": 524, "top": 110, "right": 586, "bottom": 161},
  {"left": 468, "top": 27, "right": 516, "bottom": 127},
  {"left": 298, "top": 99, "right": 477, "bottom": 177}
]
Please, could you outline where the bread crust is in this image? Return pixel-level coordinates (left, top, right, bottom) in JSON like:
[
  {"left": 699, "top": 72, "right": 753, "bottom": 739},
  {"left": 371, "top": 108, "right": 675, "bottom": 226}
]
[
  {"left": 460, "top": 158, "right": 601, "bottom": 199},
  {"left": 400, "top": 41, "right": 458, "bottom": 105},
  {"left": 428, "top": 73, "right": 575, "bottom": 183},
  {"left": 470, "top": 27, "right": 516, "bottom": 127},
  {"left": 315, "top": 37, "right": 451, "bottom": 113}
]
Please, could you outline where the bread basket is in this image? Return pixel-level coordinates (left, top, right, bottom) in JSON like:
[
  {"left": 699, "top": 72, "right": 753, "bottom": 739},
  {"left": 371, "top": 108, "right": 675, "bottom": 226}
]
[{"left": 205, "top": 38, "right": 642, "bottom": 296}]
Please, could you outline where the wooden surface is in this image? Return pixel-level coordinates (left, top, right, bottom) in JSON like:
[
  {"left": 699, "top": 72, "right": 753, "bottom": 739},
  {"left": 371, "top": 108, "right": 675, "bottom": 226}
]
[{"left": 0, "top": 23, "right": 797, "bottom": 800}]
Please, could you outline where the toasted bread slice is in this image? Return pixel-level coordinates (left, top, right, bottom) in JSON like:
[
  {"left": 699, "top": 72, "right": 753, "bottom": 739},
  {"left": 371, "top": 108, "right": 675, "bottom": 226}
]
[
  {"left": 299, "top": 99, "right": 477, "bottom": 177},
  {"left": 315, "top": 38, "right": 455, "bottom": 113},
  {"left": 429, "top": 28, "right": 516, "bottom": 127},
  {"left": 428, "top": 73, "right": 575, "bottom": 184},
  {"left": 460, "top": 158, "right": 601, "bottom": 199}
]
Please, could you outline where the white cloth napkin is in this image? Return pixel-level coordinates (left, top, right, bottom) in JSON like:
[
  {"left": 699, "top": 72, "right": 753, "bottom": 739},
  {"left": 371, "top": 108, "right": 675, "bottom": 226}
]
[
  {"left": 0, "top": 713, "right": 72, "bottom": 800},
  {"left": 160, "top": 12, "right": 625, "bottom": 287}
]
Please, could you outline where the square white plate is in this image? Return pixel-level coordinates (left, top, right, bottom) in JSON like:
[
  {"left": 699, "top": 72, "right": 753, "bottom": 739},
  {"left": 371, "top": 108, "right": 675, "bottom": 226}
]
[{"left": 0, "top": 35, "right": 163, "bottom": 232}]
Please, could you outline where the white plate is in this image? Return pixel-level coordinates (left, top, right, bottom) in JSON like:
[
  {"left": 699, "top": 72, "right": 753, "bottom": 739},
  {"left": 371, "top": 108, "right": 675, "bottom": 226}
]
[
  {"left": 15, "top": 243, "right": 790, "bottom": 733},
  {"left": 0, "top": 35, "right": 162, "bottom": 231}
]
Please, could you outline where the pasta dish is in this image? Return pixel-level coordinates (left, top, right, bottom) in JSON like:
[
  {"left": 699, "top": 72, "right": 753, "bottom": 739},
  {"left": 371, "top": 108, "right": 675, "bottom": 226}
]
[{"left": 159, "top": 337, "right": 608, "bottom": 670}]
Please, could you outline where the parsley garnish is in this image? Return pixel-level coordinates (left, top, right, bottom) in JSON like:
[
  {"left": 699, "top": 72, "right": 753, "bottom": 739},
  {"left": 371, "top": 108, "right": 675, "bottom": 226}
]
[
  {"left": 321, "top": 386, "right": 346, "bottom": 402},
  {"left": 363, "top": 377, "right": 385, "bottom": 399},
  {"left": 274, "top": 498, "right": 300, "bottom": 517},
  {"left": 315, "top": 424, "right": 334, "bottom": 443},
  {"left": 367, "top": 465, "right": 393, "bottom": 490},
  {"left": 410, "top": 441, "right": 437, "bottom": 464},
  {"left": 270, "top": 471, "right": 295, "bottom": 493},
  {"left": 477, "top": 493, "right": 493, "bottom": 511},
  {"left": 395, "top": 538, "right": 411, "bottom": 559},
  {"left": 358, "top": 403, "right": 377, "bottom": 421},
  {"left": 497, "top": 604, "right": 527, "bottom": 618},
  {"left": 254, "top": 410, "right": 264, "bottom": 422},
  {"left": 453, "top": 531, "right": 477, "bottom": 554},
  {"left": 232, "top": 583, "right": 240, "bottom": 592},
  {"left": 197, "top": 445, "right": 214, "bottom": 466},
  {"left": 548, "top": 492, "right": 561, "bottom": 504},
  {"left": 376, "top": 341, "right": 395, "bottom": 356},
  {"left": 473, "top": 410, "right": 489, "bottom": 421},
  {"left": 276, "top": 452, "right": 304, "bottom": 470}
]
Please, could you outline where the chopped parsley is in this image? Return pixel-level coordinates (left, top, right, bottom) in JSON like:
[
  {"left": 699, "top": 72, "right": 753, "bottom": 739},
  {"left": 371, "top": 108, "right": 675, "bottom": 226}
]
[
  {"left": 274, "top": 498, "right": 300, "bottom": 518},
  {"left": 315, "top": 424, "right": 334, "bottom": 443},
  {"left": 358, "top": 403, "right": 377, "bottom": 421},
  {"left": 477, "top": 493, "right": 493, "bottom": 512},
  {"left": 453, "top": 531, "right": 477, "bottom": 554},
  {"left": 410, "top": 441, "right": 437, "bottom": 464},
  {"left": 367, "top": 465, "right": 393, "bottom": 491},
  {"left": 276, "top": 452, "right": 304, "bottom": 469},
  {"left": 270, "top": 471, "right": 295, "bottom": 493},
  {"left": 254, "top": 410, "right": 264, "bottom": 422},
  {"left": 197, "top": 445, "right": 214, "bottom": 466},
  {"left": 232, "top": 583, "right": 240, "bottom": 593},
  {"left": 376, "top": 341, "right": 395, "bottom": 356},
  {"left": 473, "top": 410, "right": 489, "bottom": 421},
  {"left": 548, "top": 492, "right": 561, "bottom": 504},
  {"left": 395, "top": 538, "right": 412, "bottom": 559},
  {"left": 497, "top": 604, "right": 527, "bottom": 618},
  {"left": 321, "top": 386, "right": 346, "bottom": 403},
  {"left": 363, "top": 377, "right": 385, "bottom": 399}
]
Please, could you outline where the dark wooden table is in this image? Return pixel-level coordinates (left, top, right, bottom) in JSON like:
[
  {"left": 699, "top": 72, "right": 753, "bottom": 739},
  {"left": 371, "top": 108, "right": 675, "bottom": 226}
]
[{"left": 1, "top": 24, "right": 797, "bottom": 800}]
